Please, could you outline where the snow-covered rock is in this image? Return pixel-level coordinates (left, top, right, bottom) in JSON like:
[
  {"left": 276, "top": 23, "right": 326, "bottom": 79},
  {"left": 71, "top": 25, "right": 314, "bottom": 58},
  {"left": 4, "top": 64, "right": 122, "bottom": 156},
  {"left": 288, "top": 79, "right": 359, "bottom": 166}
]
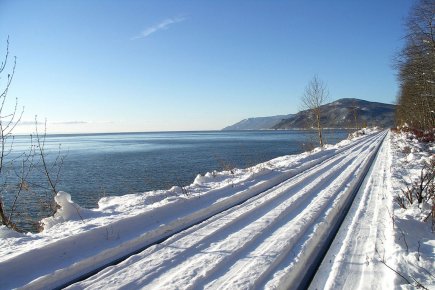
[{"left": 42, "top": 191, "right": 95, "bottom": 229}]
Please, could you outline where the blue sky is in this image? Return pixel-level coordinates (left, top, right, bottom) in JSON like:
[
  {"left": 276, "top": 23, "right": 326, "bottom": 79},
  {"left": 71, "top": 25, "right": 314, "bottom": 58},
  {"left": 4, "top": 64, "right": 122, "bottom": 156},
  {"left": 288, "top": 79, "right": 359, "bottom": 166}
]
[{"left": 0, "top": 0, "right": 414, "bottom": 133}]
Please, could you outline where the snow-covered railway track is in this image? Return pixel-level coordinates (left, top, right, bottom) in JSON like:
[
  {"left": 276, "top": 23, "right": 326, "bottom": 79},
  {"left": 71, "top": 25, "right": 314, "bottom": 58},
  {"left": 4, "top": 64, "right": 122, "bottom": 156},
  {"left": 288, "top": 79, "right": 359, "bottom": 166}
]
[{"left": 65, "top": 131, "right": 386, "bottom": 289}]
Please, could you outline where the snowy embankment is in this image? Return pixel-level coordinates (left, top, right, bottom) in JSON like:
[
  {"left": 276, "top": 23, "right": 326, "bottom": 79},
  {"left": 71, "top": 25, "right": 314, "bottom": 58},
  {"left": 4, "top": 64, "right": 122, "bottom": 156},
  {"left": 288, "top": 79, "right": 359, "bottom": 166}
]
[
  {"left": 0, "top": 128, "right": 382, "bottom": 289},
  {"left": 388, "top": 130, "right": 434, "bottom": 288}
]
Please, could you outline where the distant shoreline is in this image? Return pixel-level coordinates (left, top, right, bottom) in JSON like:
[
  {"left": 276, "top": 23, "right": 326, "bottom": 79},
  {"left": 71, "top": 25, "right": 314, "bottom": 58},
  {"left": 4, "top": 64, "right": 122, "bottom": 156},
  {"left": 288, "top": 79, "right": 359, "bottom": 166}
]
[{"left": 12, "top": 128, "right": 354, "bottom": 138}]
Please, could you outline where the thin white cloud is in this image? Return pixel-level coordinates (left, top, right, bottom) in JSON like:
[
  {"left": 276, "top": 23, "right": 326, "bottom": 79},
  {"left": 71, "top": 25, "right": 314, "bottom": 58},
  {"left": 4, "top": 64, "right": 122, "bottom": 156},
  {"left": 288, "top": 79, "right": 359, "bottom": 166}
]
[
  {"left": 16, "top": 120, "right": 89, "bottom": 126},
  {"left": 132, "top": 16, "right": 186, "bottom": 40},
  {"left": 51, "top": 121, "right": 89, "bottom": 125}
]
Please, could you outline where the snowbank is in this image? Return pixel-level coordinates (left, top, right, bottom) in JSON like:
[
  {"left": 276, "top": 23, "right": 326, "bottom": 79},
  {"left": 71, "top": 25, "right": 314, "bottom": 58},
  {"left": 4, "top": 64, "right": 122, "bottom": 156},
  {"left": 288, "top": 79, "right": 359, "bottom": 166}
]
[
  {"left": 347, "top": 126, "right": 381, "bottom": 139},
  {"left": 43, "top": 192, "right": 96, "bottom": 229},
  {"left": 388, "top": 130, "right": 435, "bottom": 288}
]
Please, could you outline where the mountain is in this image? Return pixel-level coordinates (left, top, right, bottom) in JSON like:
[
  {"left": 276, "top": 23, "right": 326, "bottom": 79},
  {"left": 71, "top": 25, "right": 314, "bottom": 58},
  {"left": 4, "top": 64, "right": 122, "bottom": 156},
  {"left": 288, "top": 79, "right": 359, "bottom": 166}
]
[
  {"left": 222, "top": 98, "right": 396, "bottom": 130},
  {"left": 222, "top": 114, "right": 293, "bottom": 130},
  {"left": 273, "top": 98, "right": 395, "bottom": 129}
]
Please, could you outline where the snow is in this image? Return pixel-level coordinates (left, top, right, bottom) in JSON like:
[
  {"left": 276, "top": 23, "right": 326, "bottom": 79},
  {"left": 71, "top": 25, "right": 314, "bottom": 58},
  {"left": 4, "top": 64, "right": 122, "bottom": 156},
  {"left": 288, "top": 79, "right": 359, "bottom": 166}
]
[
  {"left": 43, "top": 192, "right": 95, "bottom": 229},
  {"left": 347, "top": 126, "right": 380, "bottom": 139},
  {"left": 1, "top": 127, "right": 433, "bottom": 290},
  {"left": 66, "top": 130, "right": 386, "bottom": 290},
  {"left": 387, "top": 130, "right": 435, "bottom": 288},
  {"left": 0, "top": 226, "right": 23, "bottom": 239},
  {"left": 310, "top": 129, "right": 435, "bottom": 290},
  {"left": 310, "top": 131, "right": 396, "bottom": 289}
]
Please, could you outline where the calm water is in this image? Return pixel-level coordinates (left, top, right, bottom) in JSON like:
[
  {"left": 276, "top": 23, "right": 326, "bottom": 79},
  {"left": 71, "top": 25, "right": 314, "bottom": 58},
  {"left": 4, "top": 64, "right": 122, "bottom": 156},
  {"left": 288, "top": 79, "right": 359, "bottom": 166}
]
[
  {"left": 6, "top": 130, "right": 348, "bottom": 223},
  {"left": 35, "top": 130, "right": 349, "bottom": 207}
]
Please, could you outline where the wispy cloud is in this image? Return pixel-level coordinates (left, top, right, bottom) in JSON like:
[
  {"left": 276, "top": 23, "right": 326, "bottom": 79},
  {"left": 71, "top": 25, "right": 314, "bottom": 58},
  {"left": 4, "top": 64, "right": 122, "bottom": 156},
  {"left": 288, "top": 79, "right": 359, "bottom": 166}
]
[
  {"left": 52, "top": 121, "right": 89, "bottom": 125},
  {"left": 132, "top": 16, "right": 186, "bottom": 40},
  {"left": 16, "top": 120, "right": 89, "bottom": 126}
]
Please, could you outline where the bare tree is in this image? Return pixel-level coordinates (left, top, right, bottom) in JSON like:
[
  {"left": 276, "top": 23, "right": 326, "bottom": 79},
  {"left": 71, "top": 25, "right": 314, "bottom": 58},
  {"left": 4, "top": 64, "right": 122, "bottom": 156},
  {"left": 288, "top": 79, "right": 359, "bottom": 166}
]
[
  {"left": 0, "top": 38, "right": 64, "bottom": 232},
  {"left": 301, "top": 75, "right": 329, "bottom": 147},
  {"left": 0, "top": 36, "right": 24, "bottom": 230},
  {"left": 395, "top": 0, "right": 435, "bottom": 131}
]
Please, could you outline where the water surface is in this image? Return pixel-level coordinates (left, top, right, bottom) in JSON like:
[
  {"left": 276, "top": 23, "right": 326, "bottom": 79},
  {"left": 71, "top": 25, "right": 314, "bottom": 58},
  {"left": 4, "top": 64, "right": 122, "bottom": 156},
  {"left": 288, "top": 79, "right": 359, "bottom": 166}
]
[{"left": 5, "top": 130, "right": 349, "bottom": 229}]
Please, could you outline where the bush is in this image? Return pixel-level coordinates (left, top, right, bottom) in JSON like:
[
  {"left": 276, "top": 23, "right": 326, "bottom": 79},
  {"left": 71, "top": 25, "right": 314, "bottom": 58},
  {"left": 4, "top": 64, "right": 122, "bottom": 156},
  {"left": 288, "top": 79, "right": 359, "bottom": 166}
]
[{"left": 395, "top": 160, "right": 435, "bottom": 208}]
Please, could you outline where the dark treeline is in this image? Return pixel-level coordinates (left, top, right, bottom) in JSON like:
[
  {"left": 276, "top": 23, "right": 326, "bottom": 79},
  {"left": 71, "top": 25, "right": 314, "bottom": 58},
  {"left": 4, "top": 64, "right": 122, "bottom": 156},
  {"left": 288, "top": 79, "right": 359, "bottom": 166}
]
[{"left": 395, "top": 0, "right": 435, "bottom": 132}]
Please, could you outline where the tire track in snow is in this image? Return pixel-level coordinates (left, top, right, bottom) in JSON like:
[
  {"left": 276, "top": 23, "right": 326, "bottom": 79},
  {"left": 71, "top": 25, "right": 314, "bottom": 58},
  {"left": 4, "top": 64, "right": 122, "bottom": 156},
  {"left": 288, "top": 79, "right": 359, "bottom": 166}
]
[
  {"left": 154, "top": 149, "right": 365, "bottom": 289},
  {"left": 68, "top": 132, "right": 386, "bottom": 290},
  {"left": 204, "top": 132, "right": 386, "bottom": 289},
  {"left": 69, "top": 136, "right": 375, "bottom": 289},
  {"left": 73, "top": 133, "right": 377, "bottom": 288},
  {"left": 309, "top": 131, "right": 393, "bottom": 289}
]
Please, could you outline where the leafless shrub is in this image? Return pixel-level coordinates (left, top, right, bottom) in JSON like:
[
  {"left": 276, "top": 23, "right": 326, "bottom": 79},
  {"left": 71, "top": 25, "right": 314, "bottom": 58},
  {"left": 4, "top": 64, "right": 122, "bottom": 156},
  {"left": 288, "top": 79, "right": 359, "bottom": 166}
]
[
  {"left": 395, "top": 194, "right": 408, "bottom": 209},
  {"left": 0, "top": 38, "right": 64, "bottom": 232},
  {"left": 33, "top": 119, "right": 65, "bottom": 214},
  {"left": 400, "top": 182, "right": 414, "bottom": 205},
  {"left": 402, "top": 145, "right": 412, "bottom": 154},
  {"left": 375, "top": 247, "right": 428, "bottom": 289},
  {"left": 214, "top": 154, "right": 235, "bottom": 174},
  {"left": 395, "top": 160, "right": 435, "bottom": 209},
  {"left": 175, "top": 178, "right": 190, "bottom": 197}
]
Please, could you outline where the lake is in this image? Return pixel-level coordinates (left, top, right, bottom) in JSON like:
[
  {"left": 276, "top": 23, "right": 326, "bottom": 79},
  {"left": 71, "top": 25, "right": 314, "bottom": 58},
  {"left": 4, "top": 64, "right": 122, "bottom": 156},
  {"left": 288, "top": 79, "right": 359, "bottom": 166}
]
[{"left": 4, "top": 130, "right": 349, "bottom": 229}]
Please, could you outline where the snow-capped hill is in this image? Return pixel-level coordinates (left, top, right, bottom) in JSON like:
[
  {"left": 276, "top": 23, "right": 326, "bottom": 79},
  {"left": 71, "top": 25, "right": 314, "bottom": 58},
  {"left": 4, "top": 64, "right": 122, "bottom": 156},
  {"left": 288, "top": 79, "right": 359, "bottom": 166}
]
[
  {"left": 273, "top": 98, "right": 395, "bottom": 129},
  {"left": 222, "top": 114, "right": 293, "bottom": 130},
  {"left": 223, "top": 98, "right": 395, "bottom": 130}
]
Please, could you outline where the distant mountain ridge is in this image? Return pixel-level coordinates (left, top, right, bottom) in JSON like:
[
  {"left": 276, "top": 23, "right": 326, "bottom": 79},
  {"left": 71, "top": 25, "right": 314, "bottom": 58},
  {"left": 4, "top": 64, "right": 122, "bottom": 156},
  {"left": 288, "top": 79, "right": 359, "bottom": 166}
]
[
  {"left": 222, "top": 114, "right": 293, "bottom": 131},
  {"left": 222, "top": 98, "right": 396, "bottom": 130}
]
